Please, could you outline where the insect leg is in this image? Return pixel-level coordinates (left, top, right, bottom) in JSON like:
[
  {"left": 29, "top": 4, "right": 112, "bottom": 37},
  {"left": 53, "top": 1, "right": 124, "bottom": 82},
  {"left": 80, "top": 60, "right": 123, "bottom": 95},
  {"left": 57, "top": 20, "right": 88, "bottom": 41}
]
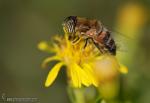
[
  {"left": 71, "top": 36, "right": 81, "bottom": 45},
  {"left": 83, "top": 38, "right": 89, "bottom": 49},
  {"left": 93, "top": 41, "right": 105, "bottom": 54}
]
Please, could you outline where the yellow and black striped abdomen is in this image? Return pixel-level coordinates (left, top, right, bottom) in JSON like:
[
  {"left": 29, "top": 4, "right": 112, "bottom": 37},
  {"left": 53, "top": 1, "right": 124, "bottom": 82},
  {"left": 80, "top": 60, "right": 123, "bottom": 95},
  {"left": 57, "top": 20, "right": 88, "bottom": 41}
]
[
  {"left": 102, "top": 31, "right": 116, "bottom": 55},
  {"left": 93, "top": 31, "right": 116, "bottom": 55}
]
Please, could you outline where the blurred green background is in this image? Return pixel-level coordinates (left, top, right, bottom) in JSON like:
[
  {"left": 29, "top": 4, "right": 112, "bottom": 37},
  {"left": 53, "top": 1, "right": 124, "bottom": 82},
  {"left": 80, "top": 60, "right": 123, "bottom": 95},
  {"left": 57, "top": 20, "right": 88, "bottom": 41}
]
[{"left": 0, "top": 0, "right": 150, "bottom": 103}]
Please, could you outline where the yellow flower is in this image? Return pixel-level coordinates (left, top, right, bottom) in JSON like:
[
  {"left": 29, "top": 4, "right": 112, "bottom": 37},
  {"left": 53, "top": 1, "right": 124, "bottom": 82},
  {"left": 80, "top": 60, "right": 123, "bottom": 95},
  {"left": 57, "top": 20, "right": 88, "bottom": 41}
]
[
  {"left": 116, "top": 3, "right": 147, "bottom": 38},
  {"left": 38, "top": 33, "right": 128, "bottom": 88}
]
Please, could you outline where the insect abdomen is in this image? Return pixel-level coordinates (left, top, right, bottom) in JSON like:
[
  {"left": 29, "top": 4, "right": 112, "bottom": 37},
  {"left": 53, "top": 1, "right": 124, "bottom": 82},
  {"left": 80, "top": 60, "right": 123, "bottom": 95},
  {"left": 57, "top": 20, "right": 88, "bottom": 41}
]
[{"left": 103, "top": 32, "right": 116, "bottom": 55}]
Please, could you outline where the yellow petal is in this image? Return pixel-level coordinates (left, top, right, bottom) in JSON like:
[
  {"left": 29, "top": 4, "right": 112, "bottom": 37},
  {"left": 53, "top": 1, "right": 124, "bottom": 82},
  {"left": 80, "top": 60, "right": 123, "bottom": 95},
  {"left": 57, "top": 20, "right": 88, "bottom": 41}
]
[
  {"left": 70, "top": 63, "right": 91, "bottom": 88},
  {"left": 42, "top": 56, "right": 61, "bottom": 68},
  {"left": 45, "top": 62, "right": 64, "bottom": 87},
  {"left": 119, "top": 64, "right": 128, "bottom": 74},
  {"left": 38, "top": 41, "right": 49, "bottom": 51},
  {"left": 71, "top": 70, "right": 81, "bottom": 88},
  {"left": 82, "top": 63, "right": 98, "bottom": 87},
  {"left": 70, "top": 63, "right": 81, "bottom": 88}
]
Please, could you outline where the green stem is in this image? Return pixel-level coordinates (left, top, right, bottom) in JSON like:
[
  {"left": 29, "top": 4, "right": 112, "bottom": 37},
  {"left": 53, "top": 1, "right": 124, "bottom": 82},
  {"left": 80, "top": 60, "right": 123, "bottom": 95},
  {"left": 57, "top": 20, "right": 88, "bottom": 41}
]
[{"left": 67, "top": 86, "right": 85, "bottom": 103}]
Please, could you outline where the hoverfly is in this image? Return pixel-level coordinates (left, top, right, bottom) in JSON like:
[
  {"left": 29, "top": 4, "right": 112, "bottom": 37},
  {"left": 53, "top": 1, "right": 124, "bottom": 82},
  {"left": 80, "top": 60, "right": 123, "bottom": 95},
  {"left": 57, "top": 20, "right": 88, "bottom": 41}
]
[{"left": 62, "top": 16, "right": 117, "bottom": 55}]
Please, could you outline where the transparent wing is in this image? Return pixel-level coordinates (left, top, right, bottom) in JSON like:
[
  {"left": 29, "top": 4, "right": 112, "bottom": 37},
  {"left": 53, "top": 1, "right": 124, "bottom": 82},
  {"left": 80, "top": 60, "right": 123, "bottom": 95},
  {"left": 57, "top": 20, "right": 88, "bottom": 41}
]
[{"left": 109, "top": 29, "right": 132, "bottom": 54}]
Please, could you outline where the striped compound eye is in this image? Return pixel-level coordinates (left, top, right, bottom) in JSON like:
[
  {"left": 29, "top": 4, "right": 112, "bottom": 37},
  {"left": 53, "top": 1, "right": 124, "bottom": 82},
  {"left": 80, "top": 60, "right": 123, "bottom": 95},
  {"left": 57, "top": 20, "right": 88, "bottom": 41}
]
[{"left": 62, "top": 16, "right": 77, "bottom": 34}]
